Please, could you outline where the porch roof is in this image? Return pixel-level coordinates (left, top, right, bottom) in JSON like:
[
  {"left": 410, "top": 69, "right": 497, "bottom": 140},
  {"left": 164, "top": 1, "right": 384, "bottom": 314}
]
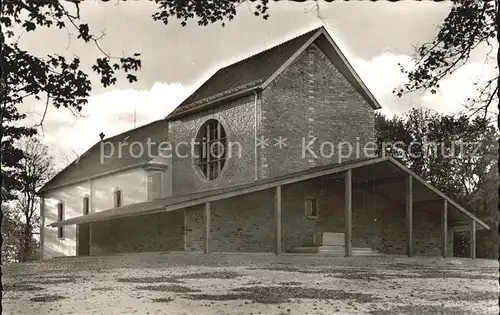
[{"left": 48, "top": 156, "right": 490, "bottom": 231}]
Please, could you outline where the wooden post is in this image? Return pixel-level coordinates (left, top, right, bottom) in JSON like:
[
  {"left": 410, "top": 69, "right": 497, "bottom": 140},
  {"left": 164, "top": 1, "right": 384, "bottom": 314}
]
[
  {"left": 204, "top": 202, "right": 211, "bottom": 254},
  {"left": 39, "top": 197, "right": 45, "bottom": 261},
  {"left": 470, "top": 220, "right": 476, "bottom": 259},
  {"left": 76, "top": 224, "right": 80, "bottom": 256},
  {"left": 406, "top": 175, "right": 413, "bottom": 257},
  {"left": 345, "top": 169, "right": 352, "bottom": 257},
  {"left": 441, "top": 200, "right": 448, "bottom": 258},
  {"left": 183, "top": 209, "right": 187, "bottom": 252},
  {"left": 275, "top": 186, "right": 282, "bottom": 255}
]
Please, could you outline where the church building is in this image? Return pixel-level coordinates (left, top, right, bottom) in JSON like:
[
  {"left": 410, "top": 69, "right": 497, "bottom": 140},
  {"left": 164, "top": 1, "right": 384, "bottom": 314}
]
[{"left": 38, "top": 27, "right": 488, "bottom": 260}]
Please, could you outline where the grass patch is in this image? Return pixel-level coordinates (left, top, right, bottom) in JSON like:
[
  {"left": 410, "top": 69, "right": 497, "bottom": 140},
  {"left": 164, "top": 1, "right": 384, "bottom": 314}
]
[
  {"left": 254, "top": 266, "right": 375, "bottom": 275},
  {"left": 4, "top": 283, "right": 44, "bottom": 292},
  {"left": 426, "top": 290, "right": 498, "bottom": 302},
  {"left": 117, "top": 276, "right": 183, "bottom": 284},
  {"left": 325, "top": 267, "right": 496, "bottom": 281},
  {"left": 92, "top": 287, "right": 115, "bottom": 291},
  {"left": 278, "top": 281, "right": 302, "bottom": 286},
  {"left": 35, "top": 278, "right": 76, "bottom": 285},
  {"left": 35, "top": 274, "right": 78, "bottom": 279},
  {"left": 185, "top": 293, "right": 249, "bottom": 301},
  {"left": 369, "top": 304, "right": 469, "bottom": 315},
  {"left": 187, "top": 286, "right": 377, "bottom": 304},
  {"left": 30, "top": 295, "right": 67, "bottom": 303},
  {"left": 327, "top": 272, "right": 395, "bottom": 281},
  {"left": 415, "top": 270, "right": 496, "bottom": 280},
  {"left": 177, "top": 271, "right": 241, "bottom": 280},
  {"left": 137, "top": 284, "right": 201, "bottom": 293},
  {"left": 117, "top": 271, "right": 241, "bottom": 284},
  {"left": 255, "top": 266, "right": 322, "bottom": 274},
  {"left": 152, "top": 297, "right": 175, "bottom": 303}
]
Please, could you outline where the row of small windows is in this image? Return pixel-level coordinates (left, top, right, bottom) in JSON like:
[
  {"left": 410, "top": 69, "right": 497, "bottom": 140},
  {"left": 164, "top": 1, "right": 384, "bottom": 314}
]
[{"left": 56, "top": 188, "right": 124, "bottom": 239}]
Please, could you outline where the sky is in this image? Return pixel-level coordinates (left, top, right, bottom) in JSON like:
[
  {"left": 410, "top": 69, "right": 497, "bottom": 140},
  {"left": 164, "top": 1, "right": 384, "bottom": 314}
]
[{"left": 14, "top": 1, "right": 497, "bottom": 169}]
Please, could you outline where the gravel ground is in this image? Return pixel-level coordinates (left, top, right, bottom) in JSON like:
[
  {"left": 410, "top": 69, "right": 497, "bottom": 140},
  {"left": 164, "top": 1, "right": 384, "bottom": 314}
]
[{"left": 3, "top": 252, "right": 499, "bottom": 315}]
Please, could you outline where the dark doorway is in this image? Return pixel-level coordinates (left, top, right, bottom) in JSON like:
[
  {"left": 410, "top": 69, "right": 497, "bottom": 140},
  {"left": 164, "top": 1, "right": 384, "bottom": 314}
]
[
  {"left": 453, "top": 230, "right": 469, "bottom": 257},
  {"left": 78, "top": 223, "right": 90, "bottom": 256}
]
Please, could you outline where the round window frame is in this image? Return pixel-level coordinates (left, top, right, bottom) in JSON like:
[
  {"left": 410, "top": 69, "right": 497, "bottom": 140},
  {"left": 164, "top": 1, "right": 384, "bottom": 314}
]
[{"left": 193, "top": 118, "right": 229, "bottom": 181}]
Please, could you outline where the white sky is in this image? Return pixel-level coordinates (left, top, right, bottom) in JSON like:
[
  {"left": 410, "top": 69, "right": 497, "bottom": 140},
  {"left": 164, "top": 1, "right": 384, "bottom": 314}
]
[{"left": 14, "top": 1, "right": 497, "bottom": 169}]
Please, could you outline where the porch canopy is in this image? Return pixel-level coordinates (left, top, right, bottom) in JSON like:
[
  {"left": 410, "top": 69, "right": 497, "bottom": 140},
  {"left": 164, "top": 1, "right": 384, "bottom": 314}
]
[
  {"left": 49, "top": 156, "right": 489, "bottom": 231},
  {"left": 49, "top": 156, "right": 488, "bottom": 258}
]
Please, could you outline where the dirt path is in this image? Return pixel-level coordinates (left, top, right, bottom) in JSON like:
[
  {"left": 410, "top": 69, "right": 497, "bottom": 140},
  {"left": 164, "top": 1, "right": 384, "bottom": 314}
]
[{"left": 3, "top": 253, "right": 498, "bottom": 314}]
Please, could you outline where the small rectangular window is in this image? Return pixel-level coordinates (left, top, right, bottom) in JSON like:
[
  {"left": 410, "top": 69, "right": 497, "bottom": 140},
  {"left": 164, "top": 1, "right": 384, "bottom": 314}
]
[
  {"left": 83, "top": 197, "right": 90, "bottom": 215},
  {"left": 305, "top": 198, "right": 318, "bottom": 218},
  {"left": 57, "top": 202, "right": 64, "bottom": 238},
  {"left": 114, "top": 190, "right": 122, "bottom": 208}
]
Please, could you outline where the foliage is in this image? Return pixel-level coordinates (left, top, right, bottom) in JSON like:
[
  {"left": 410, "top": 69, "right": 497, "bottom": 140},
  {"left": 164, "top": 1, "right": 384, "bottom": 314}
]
[
  {"left": 375, "top": 109, "right": 499, "bottom": 258},
  {"left": 1, "top": 205, "right": 23, "bottom": 264},
  {"left": 0, "top": 0, "right": 144, "bottom": 202},
  {"left": 1, "top": 104, "right": 36, "bottom": 201},
  {"left": 375, "top": 108, "right": 498, "bottom": 202},
  {"left": 0, "top": 139, "right": 53, "bottom": 263},
  {"left": 16, "top": 138, "right": 55, "bottom": 262},
  {"left": 0, "top": 0, "right": 274, "bottom": 196},
  {"left": 0, "top": 0, "right": 273, "bottom": 266},
  {"left": 152, "top": 0, "right": 270, "bottom": 27},
  {"left": 396, "top": 0, "right": 498, "bottom": 117}
]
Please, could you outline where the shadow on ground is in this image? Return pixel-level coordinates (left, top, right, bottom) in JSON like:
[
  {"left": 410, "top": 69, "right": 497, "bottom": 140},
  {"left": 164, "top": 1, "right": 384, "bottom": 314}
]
[{"left": 186, "top": 286, "right": 378, "bottom": 304}]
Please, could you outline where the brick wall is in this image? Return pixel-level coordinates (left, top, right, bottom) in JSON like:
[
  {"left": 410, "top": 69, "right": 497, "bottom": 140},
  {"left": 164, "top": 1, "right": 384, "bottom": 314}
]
[
  {"left": 260, "top": 43, "right": 375, "bottom": 179},
  {"left": 184, "top": 174, "right": 449, "bottom": 257},
  {"left": 185, "top": 205, "right": 205, "bottom": 252},
  {"left": 168, "top": 41, "right": 376, "bottom": 193},
  {"left": 168, "top": 95, "right": 260, "bottom": 196},
  {"left": 413, "top": 203, "right": 453, "bottom": 257},
  {"left": 280, "top": 175, "right": 446, "bottom": 256},
  {"left": 209, "top": 190, "right": 275, "bottom": 252},
  {"left": 42, "top": 168, "right": 451, "bottom": 258},
  {"left": 90, "top": 211, "right": 184, "bottom": 254},
  {"left": 184, "top": 190, "right": 276, "bottom": 253}
]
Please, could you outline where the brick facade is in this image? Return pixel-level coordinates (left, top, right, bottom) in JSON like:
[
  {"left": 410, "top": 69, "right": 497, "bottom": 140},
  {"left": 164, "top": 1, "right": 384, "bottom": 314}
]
[
  {"left": 90, "top": 211, "right": 184, "bottom": 254},
  {"left": 168, "top": 94, "right": 260, "bottom": 196},
  {"left": 182, "top": 176, "right": 449, "bottom": 257},
  {"left": 41, "top": 33, "right": 458, "bottom": 260},
  {"left": 279, "top": 176, "right": 448, "bottom": 256},
  {"left": 209, "top": 190, "right": 275, "bottom": 253},
  {"left": 260, "top": 44, "right": 375, "bottom": 179},
  {"left": 184, "top": 205, "right": 205, "bottom": 252}
]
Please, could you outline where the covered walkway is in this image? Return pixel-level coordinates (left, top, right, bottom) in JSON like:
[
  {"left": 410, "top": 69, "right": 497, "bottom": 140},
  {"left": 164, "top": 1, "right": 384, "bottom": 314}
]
[{"left": 48, "top": 156, "right": 489, "bottom": 259}]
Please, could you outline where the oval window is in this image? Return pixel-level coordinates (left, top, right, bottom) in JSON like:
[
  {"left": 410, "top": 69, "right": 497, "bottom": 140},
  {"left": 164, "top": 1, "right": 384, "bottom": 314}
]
[{"left": 195, "top": 119, "right": 227, "bottom": 180}]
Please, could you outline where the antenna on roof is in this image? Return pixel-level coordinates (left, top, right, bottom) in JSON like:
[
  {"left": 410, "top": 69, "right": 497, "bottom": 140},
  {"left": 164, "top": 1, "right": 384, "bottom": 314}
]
[{"left": 133, "top": 103, "right": 137, "bottom": 129}]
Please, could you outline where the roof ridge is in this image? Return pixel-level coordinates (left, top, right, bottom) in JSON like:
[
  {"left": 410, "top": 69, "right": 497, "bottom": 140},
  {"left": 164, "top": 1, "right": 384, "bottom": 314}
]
[
  {"left": 172, "top": 26, "right": 323, "bottom": 114},
  {"left": 101, "top": 118, "right": 167, "bottom": 143},
  {"left": 38, "top": 118, "right": 168, "bottom": 193},
  {"left": 216, "top": 26, "right": 323, "bottom": 72}
]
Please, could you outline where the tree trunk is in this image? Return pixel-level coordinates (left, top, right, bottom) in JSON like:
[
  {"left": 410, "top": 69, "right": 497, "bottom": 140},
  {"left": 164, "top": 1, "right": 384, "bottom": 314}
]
[{"left": 20, "top": 221, "right": 32, "bottom": 262}]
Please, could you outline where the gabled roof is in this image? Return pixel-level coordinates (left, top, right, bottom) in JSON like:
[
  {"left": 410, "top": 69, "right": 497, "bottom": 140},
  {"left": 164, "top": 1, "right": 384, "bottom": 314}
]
[
  {"left": 40, "top": 27, "right": 383, "bottom": 193},
  {"left": 168, "top": 26, "right": 382, "bottom": 119},
  {"left": 38, "top": 119, "right": 168, "bottom": 194}
]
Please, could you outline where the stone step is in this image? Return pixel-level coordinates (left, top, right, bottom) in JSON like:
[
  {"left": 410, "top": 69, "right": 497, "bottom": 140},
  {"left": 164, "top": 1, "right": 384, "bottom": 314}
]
[
  {"left": 313, "top": 232, "right": 345, "bottom": 246},
  {"left": 289, "top": 245, "right": 381, "bottom": 256}
]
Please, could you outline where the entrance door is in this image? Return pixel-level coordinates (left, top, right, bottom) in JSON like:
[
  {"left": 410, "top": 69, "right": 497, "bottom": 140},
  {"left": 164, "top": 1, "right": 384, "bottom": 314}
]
[{"left": 77, "top": 223, "right": 90, "bottom": 256}]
